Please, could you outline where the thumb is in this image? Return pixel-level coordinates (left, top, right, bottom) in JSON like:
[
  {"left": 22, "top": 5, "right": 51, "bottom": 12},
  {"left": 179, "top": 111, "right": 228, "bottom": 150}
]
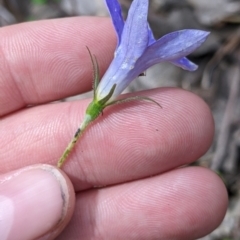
[{"left": 0, "top": 164, "right": 75, "bottom": 240}]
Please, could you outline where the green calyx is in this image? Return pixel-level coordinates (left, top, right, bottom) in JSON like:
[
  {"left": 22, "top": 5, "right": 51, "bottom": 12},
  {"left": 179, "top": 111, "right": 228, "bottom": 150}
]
[
  {"left": 85, "top": 83, "right": 116, "bottom": 120},
  {"left": 85, "top": 46, "right": 117, "bottom": 121}
]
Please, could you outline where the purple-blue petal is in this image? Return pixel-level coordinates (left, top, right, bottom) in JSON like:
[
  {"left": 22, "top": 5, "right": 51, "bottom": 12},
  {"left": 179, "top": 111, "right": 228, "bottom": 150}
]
[
  {"left": 170, "top": 57, "right": 198, "bottom": 71},
  {"left": 105, "top": 0, "right": 124, "bottom": 45},
  {"left": 136, "top": 30, "right": 210, "bottom": 71},
  {"left": 116, "top": 0, "right": 149, "bottom": 63},
  {"left": 97, "top": 1, "right": 209, "bottom": 103}
]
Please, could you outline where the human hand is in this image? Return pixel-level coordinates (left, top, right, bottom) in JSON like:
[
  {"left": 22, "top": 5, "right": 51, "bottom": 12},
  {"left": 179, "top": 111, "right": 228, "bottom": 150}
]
[{"left": 0, "top": 17, "right": 227, "bottom": 240}]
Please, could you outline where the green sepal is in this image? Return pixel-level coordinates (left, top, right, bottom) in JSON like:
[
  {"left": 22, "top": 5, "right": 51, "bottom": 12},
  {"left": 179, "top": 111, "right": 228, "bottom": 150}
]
[
  {"left": 86, "top": 46, "right": 100, "bottom": 99},
  {"left": 85, "top": 83, "right": 117, "bottom": 121},
  {"left": 98, "top": 84, "right": 116, "bottom": 105},
  {"left": 105, "top": 95, "right": 162, "bottom": 108}
]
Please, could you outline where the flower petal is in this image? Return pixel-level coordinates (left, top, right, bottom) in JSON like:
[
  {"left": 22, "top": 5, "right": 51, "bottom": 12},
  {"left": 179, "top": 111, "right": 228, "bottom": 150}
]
[
  {"left": 105, "top": 0, "right": 124, "bottom": 45},
  {"left": 115, "top": 0, "right": 149, "bottom": 62},
  {"left": 136, "top": 30, "right": 209, "bottom": 71},
  {"left": 170, "top": 57, "right": 198, "bottom": 71}
]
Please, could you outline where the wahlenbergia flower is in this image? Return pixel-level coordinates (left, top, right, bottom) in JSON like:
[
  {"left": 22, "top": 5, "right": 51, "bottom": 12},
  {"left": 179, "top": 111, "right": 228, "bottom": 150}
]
[{"left": 57, "top": 0, "right": 209, "bottom": 167}]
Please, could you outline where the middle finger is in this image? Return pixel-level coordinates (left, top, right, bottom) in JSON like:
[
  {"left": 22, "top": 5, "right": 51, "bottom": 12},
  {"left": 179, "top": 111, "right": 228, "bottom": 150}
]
[{"left": 0, "top": 88, "right": 213, "bottom": 190}]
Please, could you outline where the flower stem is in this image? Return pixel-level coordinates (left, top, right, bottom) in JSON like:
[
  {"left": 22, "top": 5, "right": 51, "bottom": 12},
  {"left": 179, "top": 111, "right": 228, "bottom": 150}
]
[
  {"left": 57, "top": 114, "right": 91, "bottom": 168},
  {"left": 57, "top": 127, "right": 83, "bottom": 168}
]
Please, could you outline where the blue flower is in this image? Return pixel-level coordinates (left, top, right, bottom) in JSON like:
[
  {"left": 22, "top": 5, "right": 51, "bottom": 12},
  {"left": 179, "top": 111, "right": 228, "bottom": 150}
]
[
  {"left": 57, "top": 0, "right": 209, "bottom": 167},
  {"left": 96, "top": 0, "right": 209, "bottom": 103}
]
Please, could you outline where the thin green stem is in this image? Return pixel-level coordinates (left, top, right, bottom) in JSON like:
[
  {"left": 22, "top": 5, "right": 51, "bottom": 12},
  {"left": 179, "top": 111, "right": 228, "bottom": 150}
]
[
  {"left": 57, "top": 114, "right": 92, "bottom": 168},
  {"left": 57, "top": 128, "right": 84, "bottom": 168}
]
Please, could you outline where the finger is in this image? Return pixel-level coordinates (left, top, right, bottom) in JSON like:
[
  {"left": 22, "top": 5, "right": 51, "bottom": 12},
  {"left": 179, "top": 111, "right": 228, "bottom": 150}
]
[
  {"left": 0, "top": 164, "right": 75, "bottom": 240},
  {"left": 56, "top": 167, "right": 228, "bottom": 240},
  {"left": 0, "top": 17, "right": 116, "bottom": 116},
  {"left": 0, "top": 88, "right": 214, "bottom": 190}
]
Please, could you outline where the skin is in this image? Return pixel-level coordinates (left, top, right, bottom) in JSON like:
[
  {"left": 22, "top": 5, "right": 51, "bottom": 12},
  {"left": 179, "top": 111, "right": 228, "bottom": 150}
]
[{"left": 0, "top": 17, "right": 228, "bottom": 240}]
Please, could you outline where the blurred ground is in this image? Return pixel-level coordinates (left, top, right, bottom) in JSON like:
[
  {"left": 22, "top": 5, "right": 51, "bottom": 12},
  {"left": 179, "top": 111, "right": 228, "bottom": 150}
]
[{"left": 1, "top": 0, "right": 240, "bottom": 239}]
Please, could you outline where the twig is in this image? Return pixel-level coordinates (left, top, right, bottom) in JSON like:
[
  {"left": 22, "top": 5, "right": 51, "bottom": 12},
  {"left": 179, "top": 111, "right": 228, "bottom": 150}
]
[{"left": 211, "top": 64, "right": 240, "bottom": 171}]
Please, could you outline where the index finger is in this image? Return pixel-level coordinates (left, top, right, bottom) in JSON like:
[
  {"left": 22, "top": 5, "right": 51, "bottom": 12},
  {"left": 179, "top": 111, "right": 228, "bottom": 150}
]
[{"left": 0, "top": 17, "right": 116, "bottom": 116}]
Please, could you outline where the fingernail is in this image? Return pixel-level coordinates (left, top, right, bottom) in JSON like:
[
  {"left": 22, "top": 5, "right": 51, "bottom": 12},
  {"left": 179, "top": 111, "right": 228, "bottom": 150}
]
[{"left": 0, "top": 164, "right": 71, "bottom": 240}]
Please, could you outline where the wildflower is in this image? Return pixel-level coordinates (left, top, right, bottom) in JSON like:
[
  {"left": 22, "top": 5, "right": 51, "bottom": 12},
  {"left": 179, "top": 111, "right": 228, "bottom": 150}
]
[{"left": 57, "top": 0, "right": 209, "bottom": 167}]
